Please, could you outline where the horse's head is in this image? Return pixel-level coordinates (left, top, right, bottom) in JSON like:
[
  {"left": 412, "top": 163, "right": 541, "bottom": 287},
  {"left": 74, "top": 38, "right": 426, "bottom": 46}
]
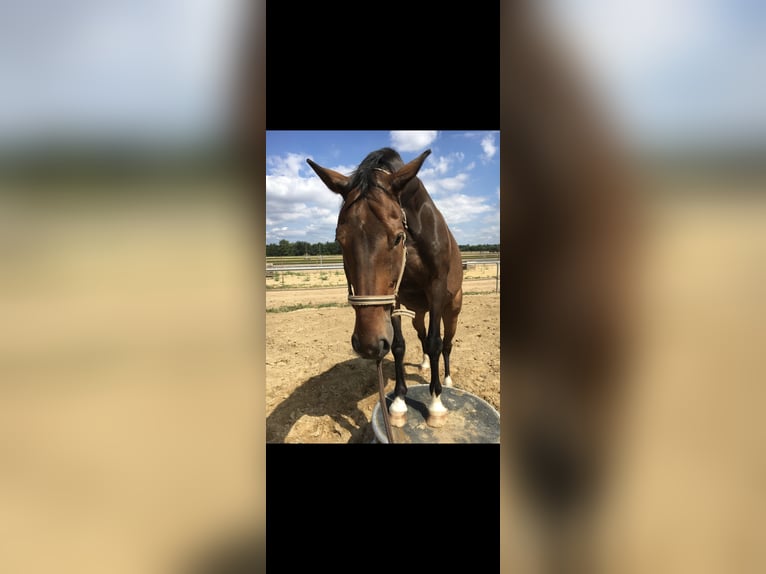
[{"left": 307, "top": 148, "right": 430, "bottom": 360}]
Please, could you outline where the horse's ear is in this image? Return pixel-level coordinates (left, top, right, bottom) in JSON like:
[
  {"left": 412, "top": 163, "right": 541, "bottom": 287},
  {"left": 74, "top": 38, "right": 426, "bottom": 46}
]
[
  {"left": 391, "top": 149, "right": 431, "bottom": 194},
  {"left": 306, "top": 158, "right": 350, "bottom": 197}
]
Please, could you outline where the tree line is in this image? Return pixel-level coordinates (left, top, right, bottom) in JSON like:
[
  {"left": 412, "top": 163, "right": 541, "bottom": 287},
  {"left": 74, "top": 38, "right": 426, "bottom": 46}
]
[
  {"left": 266, "top": 240, "right": 342, "bottom": 257},
  {"left": 266, "top": 239, "right": 499, "bottom": 257}
]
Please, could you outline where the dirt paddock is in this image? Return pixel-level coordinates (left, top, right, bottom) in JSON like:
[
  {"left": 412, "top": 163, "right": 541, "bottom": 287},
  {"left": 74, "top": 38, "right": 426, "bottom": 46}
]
[
  {"left": 266, "top": 279, "right": 500, "bottom": 443},
  {"left": 3, "top": 183, "right": 765, "bottom": 571}
]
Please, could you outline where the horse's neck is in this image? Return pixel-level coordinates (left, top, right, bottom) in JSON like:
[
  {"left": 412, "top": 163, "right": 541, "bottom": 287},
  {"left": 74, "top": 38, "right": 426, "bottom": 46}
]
[
  {"left": 400, "top": 180, "right": 434, "bottom": 218},
  {"left": 401, "top": 182, "right": 454, "bottom": 258}
]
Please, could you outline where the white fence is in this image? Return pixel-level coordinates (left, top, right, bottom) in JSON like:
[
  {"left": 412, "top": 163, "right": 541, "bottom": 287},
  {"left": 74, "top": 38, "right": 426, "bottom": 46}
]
[{"left": 266, "top": 260, "right": 500, "bottom": 292}]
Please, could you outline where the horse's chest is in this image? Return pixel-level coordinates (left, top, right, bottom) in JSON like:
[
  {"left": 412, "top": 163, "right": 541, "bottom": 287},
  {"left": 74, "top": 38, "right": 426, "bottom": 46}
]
[{"left": 403, "top": 249, "right": 429, "bottom": 284}]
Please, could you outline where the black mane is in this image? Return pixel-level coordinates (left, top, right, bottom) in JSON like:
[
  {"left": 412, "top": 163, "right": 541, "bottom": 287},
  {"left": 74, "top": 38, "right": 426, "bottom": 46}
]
[{"left": 348, "top": 147, "right": 405, "bottom": 195}]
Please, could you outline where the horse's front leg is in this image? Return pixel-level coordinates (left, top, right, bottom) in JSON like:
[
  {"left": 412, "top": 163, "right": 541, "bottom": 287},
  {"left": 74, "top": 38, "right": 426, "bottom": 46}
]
[
  {"left": 425, "top": 306, "right": 448, "bottom": 427},
  {"left": 388, "top": 313, "right": 408, "bottom": 428}
]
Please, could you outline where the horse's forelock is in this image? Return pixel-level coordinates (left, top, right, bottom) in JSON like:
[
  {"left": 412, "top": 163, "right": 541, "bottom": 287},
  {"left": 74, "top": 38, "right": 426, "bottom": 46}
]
[{"left": 348, "top": 148, "right": 404, "bottom": 195}]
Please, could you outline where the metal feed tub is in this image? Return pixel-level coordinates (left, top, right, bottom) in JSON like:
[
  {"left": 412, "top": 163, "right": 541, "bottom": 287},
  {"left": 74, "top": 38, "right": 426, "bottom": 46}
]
[{"left": 372, "top": 384, "right": 500, "bottom": 444}]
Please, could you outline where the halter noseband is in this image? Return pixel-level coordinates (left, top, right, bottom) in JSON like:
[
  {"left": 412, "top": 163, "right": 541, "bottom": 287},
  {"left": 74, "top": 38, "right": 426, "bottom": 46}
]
[
  {"left": 347, "top": 220, "right": 407, "bottom": 308},
  {"left": 346, "top": 169, "right": 415, "bottom": 319}
]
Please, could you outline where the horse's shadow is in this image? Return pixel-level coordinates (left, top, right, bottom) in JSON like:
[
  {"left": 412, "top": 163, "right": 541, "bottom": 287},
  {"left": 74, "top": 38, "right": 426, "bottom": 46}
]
[{"left": 266, "top": 358, "right": 429, "bottom": 443}]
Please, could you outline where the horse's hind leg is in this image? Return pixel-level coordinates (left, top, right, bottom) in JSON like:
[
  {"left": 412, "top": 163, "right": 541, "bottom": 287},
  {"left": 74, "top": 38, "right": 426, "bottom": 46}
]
[
  {"left": 413, "top": 311, "right": 430, "bottom": 370},
  {"left": 388, "top": 314, "right": 408, "bottom": 427},
  {"left": 441, "top": 289, "right": 462, "bottom": 388},
  {"left": 424, "top": 306, "right": 448, "bottom": 428}
]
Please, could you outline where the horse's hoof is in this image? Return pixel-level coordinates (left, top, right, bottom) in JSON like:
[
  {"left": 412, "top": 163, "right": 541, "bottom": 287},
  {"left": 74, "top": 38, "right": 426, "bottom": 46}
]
[
  {"left": 389, "top": 411, "right": 407, "bottom": 428},
  {"left": 427, "top": 393, "right": 448, "bottom": 428},
  {"left": 444, "top": 375, "right": 453, "bottom": 387},
  {"left": 420, "top": 354, "right": 430, "bottom": 370},
  {"left": 427, "top": 411, "right": 448, "bottom": 428}
]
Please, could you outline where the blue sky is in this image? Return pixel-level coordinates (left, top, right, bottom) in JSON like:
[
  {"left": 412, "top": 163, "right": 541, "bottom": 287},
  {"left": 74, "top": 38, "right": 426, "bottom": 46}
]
[
  {"left": 0, "top": 0, "right": 247, "bottom": 148},
  {"left": 0, "top": 1, "right": 761, "bottom": 151},
  {"left": 265, "top": 131, "right": 500, "bottom": 246},
  {"left": 546, "top": 0, "right": 766, "bottom": 149}
]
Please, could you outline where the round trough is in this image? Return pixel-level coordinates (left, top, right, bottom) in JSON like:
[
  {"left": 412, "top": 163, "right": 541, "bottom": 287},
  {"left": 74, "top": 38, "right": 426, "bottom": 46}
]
[{"left": 372, "top": 384, "right": 500, "bottom": 444}]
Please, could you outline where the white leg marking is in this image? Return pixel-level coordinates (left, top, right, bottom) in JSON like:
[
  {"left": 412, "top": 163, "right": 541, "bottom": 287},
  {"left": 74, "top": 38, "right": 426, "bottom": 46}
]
[
  {"left": 388, "top": 396, "right": 407, "bottom": 428},
  {"left": 428, "top": 393, "right": 447, "bottom": 415},
  {"left": 389, "top": 396, "right": 407, "bottom": 416},
  {"left": 427, "top": 392, "right": 448, "bottom": 428},
  {"left": 420, "top": 354, "right": 430, "bottom": 370},
  {"left": 444, "top": 375, "right": 453, "bottom": 387}
]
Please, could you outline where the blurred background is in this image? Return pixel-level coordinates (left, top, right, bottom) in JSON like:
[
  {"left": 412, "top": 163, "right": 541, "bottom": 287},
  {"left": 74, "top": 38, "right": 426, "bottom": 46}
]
[
  {"left": 1, "top": 0, "right": 764, "bottom": 572},
  {"left": 501, "top": 1, "right": 766, "bottom": 572},
  {"left": 0, "top": 1, "right": 264, "bottom": 573}
]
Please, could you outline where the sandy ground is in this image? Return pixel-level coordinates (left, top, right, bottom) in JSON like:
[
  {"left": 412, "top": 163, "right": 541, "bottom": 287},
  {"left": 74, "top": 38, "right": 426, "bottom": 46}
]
[
  {"left": 0, "top": 193, "right": 263, "bottom": 574},
  {"left": 593, "top": 188, "right": 766, "bottom": 573},
  {"left": 266, "top": 278, "right": 500, "bottom": 443},
  {"left": 1, "top": 181, "right": 765, "bottom": 572},
  {"left": 266, "top": 259, "right": 500, "bottom": 289},
  {"left": 502, "top": 184, "right": 766, "bottom": 573}
]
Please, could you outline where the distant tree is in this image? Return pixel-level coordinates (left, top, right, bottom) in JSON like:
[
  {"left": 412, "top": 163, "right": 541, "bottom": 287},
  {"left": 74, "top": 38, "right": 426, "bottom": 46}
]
[
  {"left": 277, "top": 239, "right": 293, "bottom": 256},
  {"left": 266, "top": 240, "right": 498, "bottom": 258},
  {"left": 323, "top": 241, "right": 341, "bottom": 255},
  {"left": 458, "top": 244, "right": 499, "bottom": 253}
]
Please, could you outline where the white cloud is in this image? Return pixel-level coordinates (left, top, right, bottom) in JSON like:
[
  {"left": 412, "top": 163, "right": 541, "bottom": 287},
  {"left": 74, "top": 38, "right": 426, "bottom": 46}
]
[
  {"left": 389, "top": 130, "right": 438, "bottom": 152},
  {"left": 266, "top": 152, "right": 307, "bottom": 178},
  {"left": 266, "top": 226, "right": 290, "bottom": 242},
  {"left": 425, "top": 155, "right": 452, "bottom": 176},
  {"left": 451, "top": 222, "right": 500, "bottom": 246},
  {"left": 420, "top": 152, "right": 465, "bottom": 177},
  {"left": 266, "top": 154, "right": 352, "bottom": 208},
  {"left": 266, "top": 173, "right": 336, "bottom": 206},
  {"left": 480, "top": 134, "right": 497, "bottom": 162},
  {"left": 433, "top": 193, "right": 494, "bottom": 225},
  {"left": 542, "top": 0, "right": 766, "bottom": 146},
  {"left": 548, "top": 0, "right": 715, "bottom": 81},
  {"left": 266, "top": 203, "right": 336, "bottom": 226},
  {"left": 266, "top": 153, "right": 349, "bottom": 242},
  {"left": 437, "top": 173, "right": 470, "bottom": 193},
  {"left": 419, "top": 172, "right": 468, "bottom": 196},
  {"left": 0, "top": 0, "right": 246, "bottom": 144}
]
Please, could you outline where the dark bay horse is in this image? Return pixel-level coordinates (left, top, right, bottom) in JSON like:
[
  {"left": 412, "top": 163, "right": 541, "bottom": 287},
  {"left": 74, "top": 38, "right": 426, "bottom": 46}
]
[
  {"left": 500, "top": 4, "right": 640, "bottom": 572},
  {"left": 307, "top": 147, "right": 463, "bottom": 428}
]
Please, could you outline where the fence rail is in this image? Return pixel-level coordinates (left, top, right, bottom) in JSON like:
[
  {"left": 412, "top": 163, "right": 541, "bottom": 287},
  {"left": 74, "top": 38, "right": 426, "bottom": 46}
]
[
  {"left": 266, "top": 260, "right": 500, "bottom": 292},
  {"left": 265, "top": 251, "right": 499, "bottom": 267},
  {"left": 266, "top": 259, "right": 499, "bottom": 272}
]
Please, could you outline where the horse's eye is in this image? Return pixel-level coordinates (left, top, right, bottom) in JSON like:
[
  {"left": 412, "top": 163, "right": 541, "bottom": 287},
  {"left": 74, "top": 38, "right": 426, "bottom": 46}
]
[{"left": 393, "top": 232, "right": 405, "bottom": 246}]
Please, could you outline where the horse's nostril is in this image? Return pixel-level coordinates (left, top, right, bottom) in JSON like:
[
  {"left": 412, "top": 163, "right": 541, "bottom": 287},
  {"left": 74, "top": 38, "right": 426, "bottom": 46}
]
[{"left": 351, "top": 334, "right": 390, "bottom": 359}]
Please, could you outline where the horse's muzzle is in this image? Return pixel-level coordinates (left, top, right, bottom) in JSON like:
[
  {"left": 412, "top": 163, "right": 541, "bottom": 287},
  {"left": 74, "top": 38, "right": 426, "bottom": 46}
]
[{"left": 351, "top": 333, "right": 391, "bottom": 360}]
